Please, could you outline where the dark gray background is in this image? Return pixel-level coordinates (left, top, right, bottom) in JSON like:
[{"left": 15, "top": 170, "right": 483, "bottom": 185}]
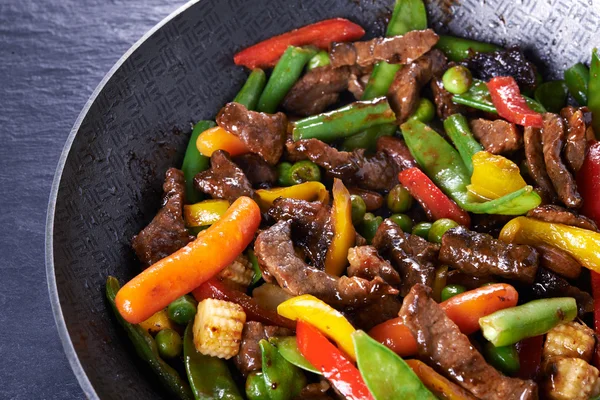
[{"left": 0, "top": 1, "right": 185, "bottom": 398}]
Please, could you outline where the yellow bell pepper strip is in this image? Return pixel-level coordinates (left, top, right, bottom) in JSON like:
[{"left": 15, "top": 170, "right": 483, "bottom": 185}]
[
  {"left": 255, "top": 181, "right": 329, "bottom": 210},
  {"left": 277, "top": 294, "right": 357, "bottom": 360},
  {"left": 405, "top": 359, "right": 477, "bottom": 400},
  {"left": 325, "top": 179, "right": 356, "bottom": 276},
  {"left": 499, "top": 216, "right": 600, "bottom": 273},
  {"left": 138, "top": 309, "right": 177, "bottom": 335},
  {"left": 466, "top": 152, "right": 527, "bottom": 201},
  {"left": 183, "top": 199, "right": 230, "bottom": 227},
  {"left": 196, "top": 126, "right": 249, "bottom": 157}
]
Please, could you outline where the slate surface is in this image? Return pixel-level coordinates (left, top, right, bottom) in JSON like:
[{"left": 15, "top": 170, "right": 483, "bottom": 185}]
[{"left": 0, "top": 1, "right": 185, "bottom": 398}]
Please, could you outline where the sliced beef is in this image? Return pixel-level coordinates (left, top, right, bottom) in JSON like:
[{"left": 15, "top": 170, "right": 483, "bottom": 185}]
[
  {"left": 294, "top": 380, "right": 333, "bottom": 400},
  {"left": 461, "top": 47, "right": 538, "bottom": 91},
  {"left": 532, "top": 268, "right": 593, "bottom": 317},
  {"left": 254, "top": 220, "right": 398, "bottom": 308},
  {"left": 373, "top": 219, "right": 439, "bottom": 296},
  {"left": 347, "top": 246, "right": 401, "bottom": 286},
  {"left": 286, "top": 139, "right": 397, "bottom": 191},
  {"left": 446, "top": 269, "right": 495, "bottom": 290},
  {"left": 527, "top": 205, "right": 598, "bottom": 231},
  {"left": 524, "top": 126, "right": 557, "bottom": 203},
  {"left": 470, "top": 118, "right": 522, "bottom": 155},
  {"left": 345, "top": 294, "right": 401, "bottom": 331},
  {"left": 534, "top": 243, "right": 582, "bottom": 280},
  {"left": 268, "top": 198, "right": 333, "bottom": 270},
  {"left": 400, "top": 284, "right": 538, "bottom": 400},
  {"left": 561, "top": 106, "right": 589, "bottom": 173},
  {"left": 439, "top": 226, "right": 539, "bottom": 284},
  {"left": 470, "top": 214, "right": 513, "bottom": 237},
  {"left": 348, "top": 187, "right": 384, "bottom": 211},
  {"left": 541, "top": 113, "right": 582, "bottom": 208},
  {"left": 329, "top": 29, "right": 439, "bottom": 68},
  {"left": 132, "top": 168, "right": 194, "bottom": 268},
  {"left": 347, "top": 70, "right": 371, "bottom": 100},
  {"left": 388, "top": 49, "right": 447, "bottom": 123},
  {"left": 282, "top": 65, "right": 353, "bottom": 116},
  {"left": 193, "top": 150, "right": 253, "bottom": 202},
  {"left": 431, "top": 77, "right": 465, "bottom": 120},
  {"left": 376, "top": 135, "right": 417, "bottom": 171},
  {"left": 233, "top": 153, "right": 277, "bottom": 187},
  {"left": 216, "top": 102, "right": 287, "bottom": 165}
]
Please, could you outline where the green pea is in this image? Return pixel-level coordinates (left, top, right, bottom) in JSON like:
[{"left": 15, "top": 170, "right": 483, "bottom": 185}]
[
  {"left": 409, "top": 98, "right": 436, "bottom": 123},
  {"left": 351, "top": 195, "right": 367, "bottom": 225},
  {"left": 442, "top": 65, "right": 473, "bottom": 95},
  {"left": 483, "top": 342, "right": 520, "bottom": 375},
  {"left": 412, "top": 222, "right": 432, "bottom": 239},
  {"left": 155, "top": 329, "right": 182, "bottom": 359},
  {"left": 276, "top": 162, "right": 294, "bottom": 186},
  {"left": 440, "top": 284, "right": 466, "bottom": 302},
  {"left": 359, "top": 213, "right": 383, "bottom": 244},
  {"left": 167, "top": 295, "right": 198, "bottom": 325},
  {"left": 389, "top": 214, "right": 414, "bottom": 233},
  {"left": 428, "top": 218, "right": 459, "bottom": 244},
  {"left": 289, "top": 161, "right": 321, "bottom": 183},
  {"left": 386, "top": 184, "right": 414, "bottom": 213}
]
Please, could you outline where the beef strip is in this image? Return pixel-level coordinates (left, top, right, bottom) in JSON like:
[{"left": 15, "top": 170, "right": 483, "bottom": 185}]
[
  {"left": 193, "top": 150, "right": 253, "bottom": 202},
  {"left": 254, "top": 220, "right": 398, "bottom": 308},
  {"left": 376, "top": 135, "right": 417, "bottom": 171},
  {"left": 216, "top": 102, "right": 287, "bottom": 165},
  {"left": 532, "top": 268, "right": 593, "bottom": 317},
  {"left": 470, "top": 118, "right": 522, "bottom": 155},
  {"left": 527, "top": 205, "right": 598, "bottom": 231},
  {"left": 541, "top": 113, "right": 582, "bottom": 208},
  {"left": 347, "top": 70, "right": 371, "bottom": 100},
  {"left": 329, "top": 29, "right": 439, "bottom": 68},
  {"left": 431, "top": 77, "right": 465, "bottom": 119},
  {"left": 233, "top": 153, "right": 277, "bottom": 187},
  {"left": 372, "top": 219, "right": 440, "bottom": 296},
  {"left": 282, "top": 65, "right": 353, "bottom": 116},
  {"left": 439, "top": 226, "right": 539, "bottom": 284},
  {"left": 524, "top": 126, "right": 558, "bottom": 203},
  {"left": 446, "top": 269, "right": 495, "bottom": 290},
  {"left": 534, "top": 243, "right": 582, "bottom": 280},
  {"left": 400, "top": 284, "right": 538, "bottom": 400},
  {"left": 347, "top": 246, "right": 401, "bottom": 286},
  {"left": 132, "top": 168, "right": 194, "bottom": 268},
  {"left": 461, "top": 47, "right": 538, "bottom": 91},
  {"left": 294, "top": 380, "right": 334, "bottom": 400},
  {"left": 561, "top": 106, "right": 589, "bottom": 173},
  {"left": 268, "top": 198, "right": 333, "bottom": 270},
  {"left": 345, "top": 294, "right": 402, "bottom": 331},
  {"left": 348, "top": 187, "right": 384, "bottom": 211},
  {"left": 388, "top": 49, "right": 447, "bottom": 123},
  {"left": 286, "top": 139, "right": 397, "bottom": 190}
]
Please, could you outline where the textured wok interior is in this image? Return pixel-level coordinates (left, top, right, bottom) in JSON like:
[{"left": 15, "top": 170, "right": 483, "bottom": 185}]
[{"left": 49, "top": 0, "right": 599, "bottom": 398}]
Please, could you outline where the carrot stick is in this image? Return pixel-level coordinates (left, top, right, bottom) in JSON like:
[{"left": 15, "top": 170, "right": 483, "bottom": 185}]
[
  {"left": 196, "top": 126, "right": 249, "bottom": 157},
  {"left": 115, "top": 196, "right": 261, "bottom": 324}
]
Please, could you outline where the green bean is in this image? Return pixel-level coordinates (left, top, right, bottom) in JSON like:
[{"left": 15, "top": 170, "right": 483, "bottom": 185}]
[
  {"left": 351, "top": 195, "right": 367, "bottom": 225},
  {"left": 435, "top": 35, "right": 500, "bottom": 62},
  {"left": 233, "top": 69, "right": 267, "bottom": 111},
  {"left": 534, "top": 80, "right": 568, "bottom": 113},
  {"left": 389, "top": 214, "right": 413, "bottom": 232},
  {"left": 340, "top": 124, "right": 396, "bottom": 152},
  {"left": 182, "top": 120, "right": 215, "bottom": 204},
  {"left": 452, "top": 79, "right": 546, "bottom": 114},
  {"left": 387, "top": 184, "right": 414, "bottom": 213},
  {"left": 362, "top": 62, "right": 402, "bottom": 100},
  {"left": 409, "top": 98, "right": 436, "bottom": 123},
  {"left": 442, "top": 66, "right": 473, "bottom": 95},
  {"left": 156, "top": 329, "right": 183, "bottom": 359},
  {"left": 428, "top": 218, "right": 459, "bottom": 244},
  {"left": 443, "top": 113, "right": 483, "bottom": 174},
  {"left": 483, "top": 342, "right": 520, "bottom": 375},
  {"left": 440, "top": 284, "right": 466, "bottom": 302},
  {"left": 564, "top": 62, "right": 590, "bottom": 105},
  {"left": 167, "top": 295, "right": 198, "bottom": 325},
  {"left": 307, "top": 51, "right": 330, "bottom": 71},
  {"left": 588, "top": 48, "right": 600, "bottom": 136},
  {"left": 412, "top": 222, "right": 432, "bottom": 239}
]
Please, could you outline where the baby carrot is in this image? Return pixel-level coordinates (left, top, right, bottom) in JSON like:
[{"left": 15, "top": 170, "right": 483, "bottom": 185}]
[{"left": 196, "top": 126, "right": 249, "bottom": 157}]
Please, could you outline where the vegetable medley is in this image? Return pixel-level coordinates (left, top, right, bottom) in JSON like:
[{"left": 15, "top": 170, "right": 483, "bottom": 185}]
[{"left": 107, "top": 1, "right": 600, "bottom": 399}]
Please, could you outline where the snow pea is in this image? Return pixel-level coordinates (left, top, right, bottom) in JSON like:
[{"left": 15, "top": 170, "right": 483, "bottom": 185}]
[
  {"left": 258, "top": 339, "right": 306, "bottom": 400},
  {"left": 269, "top": 336, "right": 321, "bottom": 375}
]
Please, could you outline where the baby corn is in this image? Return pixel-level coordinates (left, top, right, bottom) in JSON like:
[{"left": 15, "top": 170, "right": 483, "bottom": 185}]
[{"left": 193, "top": 299, "right": 246, "bottom": 359}]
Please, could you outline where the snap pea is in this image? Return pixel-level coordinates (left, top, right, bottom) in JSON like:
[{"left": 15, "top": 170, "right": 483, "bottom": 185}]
[
  {"left": 428, "top": 218, "right": 459, "bottom": 244},
  {"left": 306, "top": 51, "right": 331, "bottom": 71},
  {"left": 362, "top": 62, "right": 402, "bottom": 100},
  {"left": 105, "top": 277, "right": 193, "bottom": 400},
  {"left": 443, "top": 114, "right": 483, "bottom": 174},
  {"left": 351, "top": 194, "right": 367, "bottom": 225},
  {"left": 183, "top": 323, "right": 243, "bottom": 400},
  {"left": 156, "top": 329, "right": 183, "bottom": 359},
  {"left": 564, "top": 62, "right": 590, "bottom": 105},
  {"left": 233, "top": 68, "right": 267, "bottom": 111},
  {"left": 409, "top": 98, "right": 435, "bottom": 123},
  {"left": 389, "top": 214, "right": 413, "bottom": 232},
  {"left": 269, "top": 336, "right": 321, "bottom": 375},
  {"left": 341, "top": 123, "right": 396, "bottom": 152},
  {"left": 412, "top": 222, "right": 432, "bottom": 239},
  {"left": 483, "top": 342, "right": 520, "bottom": 376},
  {"left": 386, "top": 184, "right": 414, "bottom": 213},
  {"left": 167, "top": 295, "right": 198, "bottom": 325},
  {"left": 182, "top": 120, "right": 215, "bottom": 204},
  {"left": 359, "top": 213, "right": 383, "bottom": 244},
  {"left": 534, "top": 80, "right": 568, "bottom": 113},
  {"left": 588, "top": 48, "right": 600, "bottom": 135},
  {"left": 440, "top": 284, "right": 466, "bottom": 302},
  {"left": 442, "top": 65, "right": 473, "bottom": 95},
  {"left": 435, "top": 35, "right": 500, "bottom": 62},
  {"left": 259, "top": 339, "right": 306, "bottom": 400},
  {"left": 452, "top": 79, "right": 546, "bottom": 114}
]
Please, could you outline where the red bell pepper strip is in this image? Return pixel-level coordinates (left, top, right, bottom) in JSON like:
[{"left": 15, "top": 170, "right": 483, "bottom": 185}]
[
  {"left": 296, "top": 321, "right": 374, "bottom": 400},
  {"left": 515, "top": 335, "right": 544, "bottom": 380},
  {"left": 487, "top": 76, "right": 543, "bottom": 128},
  {"left": 192, "top": 279, "right": 296, "bottom": 331},
  {"left": 398, "top": 168, "right": 471, "bottom": 227},
  {"left": 233, "top": 18, "right": 365, "bottom": 69}
]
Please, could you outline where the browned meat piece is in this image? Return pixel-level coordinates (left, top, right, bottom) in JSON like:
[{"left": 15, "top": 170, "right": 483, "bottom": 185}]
[
  {"left": 233, "top": 321, "right": 293, "bottom": 377},
  {"left": 347, "top": 246, "right": 401, "bottom": 286},
  {"left": 400, "top": 284, "right": 538, "bottom": 400},
  {"left": 561, "top": 106, "right": 589, "bottom": 173},
  {"left": 132, "top": 168, "right": 194, "bottom": 268},
  {"left": 532, "top": 268, "right": 593, "bottom": 317},
  {"left": 294, "top": 380, "right": 333, "bottom": 400},
  {"left": 194, "top": 150, "right": 253, "bottom": 202},
  {"left": 216, "top": 102, "right": 287, "bottom": 165},
  {"left": 345, "top": 294, "right": 401, "bottom": 331},
  {"left": 470, "top": 118, "right": 522, "bottom": 155},
  {"left": 268, "top": 198, "right": 333, "bottom": 270},
  {"left": 431, "top": 77, "right": 464, "bottom": 119},
  {"left": 373, "top": 219, "right": 439, "bottom": 296},
  {"left": 439, "top": 226, "right": 539, "bottom": 284},
  {"left": 282, "top": 66, "right": 353, "bottom": 116},
  {"left": 446, "top": 270, "right": 495, "bottom": 290},
  {"left": 329, "top": 29, "right": 439, "bottom": 68},
  {"left": 233, "top": 153, "right": 277, "bottom": 187},
  {"left": 527, "top": 205, "right": 598, "bottom": 231},
  {"left": 534, "top": 243, "right": 582, "bottom": 280},
  {"left": 254, "top": 220, "right": 398, "bottom": 308},
  {"left": 347, "top": 70, "right": 371, "bottom": 100},
  {"left": 524, "top": 126, "right": 557, "bottom": 203},
  {"left": 348, "top": 187, "right": 384, "bottom": 211},
  {"left": 286, "top": 139, "right": 397, "bottom": 191},
  {"left": 470, "top": 214, "right": 513, "bottom": 237},
  {"left": 388, "top": 49, "right": 447, "bottom": 123},
  {"left": 541, "top": 113, "right": 582, "bottom": 208},
  {"left": 376, "top": 136, "right": 417, "bottom": 171}
]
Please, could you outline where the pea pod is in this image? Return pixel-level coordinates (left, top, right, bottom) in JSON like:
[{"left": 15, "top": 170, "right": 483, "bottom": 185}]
[
  {"left": 435, "top": 35, "right": 500, "bottom": 62},
  {"left": 564, "top": 62, "right": 590, "bottom": 105},
  {"left": 105, "top": 277, "right": 193, "bottom": 400},
  {"left": 182, "top": 120, "right": 215, "bottom": 204},
  {"left": 233, "top": 68, "right": 267, "bottom": 110},
  {"left": 183, "top": 323, "right": 243, "bottom": 400},
  {"left": 352, "top": 330, "right": 436, "bottom": 400},
  {"left": 443, "top": 114, "right": 483, "bottom": 174},
  {"left": 269, "top": 336, "right": 321, "bottom": 375},
  {"left": 259, "top": 339, "right": 307, "bottom": 400},
  {"left": 452, "top": 80, "right": 546, "bottom": 114}
]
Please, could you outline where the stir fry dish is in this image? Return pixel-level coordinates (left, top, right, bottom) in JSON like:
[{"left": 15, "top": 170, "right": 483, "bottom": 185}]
[{"left": 106, "top": 1, "right": 600, "bottom": 399}]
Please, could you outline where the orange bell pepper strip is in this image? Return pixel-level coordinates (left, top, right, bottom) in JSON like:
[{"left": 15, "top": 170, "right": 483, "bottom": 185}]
[
  {"left": 115, "top": 196, "right": 261, "bottom": 324},
  {"left": 195, "top": 126, "right": 249, "bottom": 157},
  {"left": 368, "top": 283, "right": 519, "bottom": 357},
  {"left": 255, "top": 181, "right": 329, "bottom": 209},
  {"left": 405, "top": 359, "right": 477, "bottom": 400},
  {"left": 183, "top": 199, "right": 230, "bottom": 227},
  {"left": 324, "top": 179, "right": 355, "bottom": 276}
]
